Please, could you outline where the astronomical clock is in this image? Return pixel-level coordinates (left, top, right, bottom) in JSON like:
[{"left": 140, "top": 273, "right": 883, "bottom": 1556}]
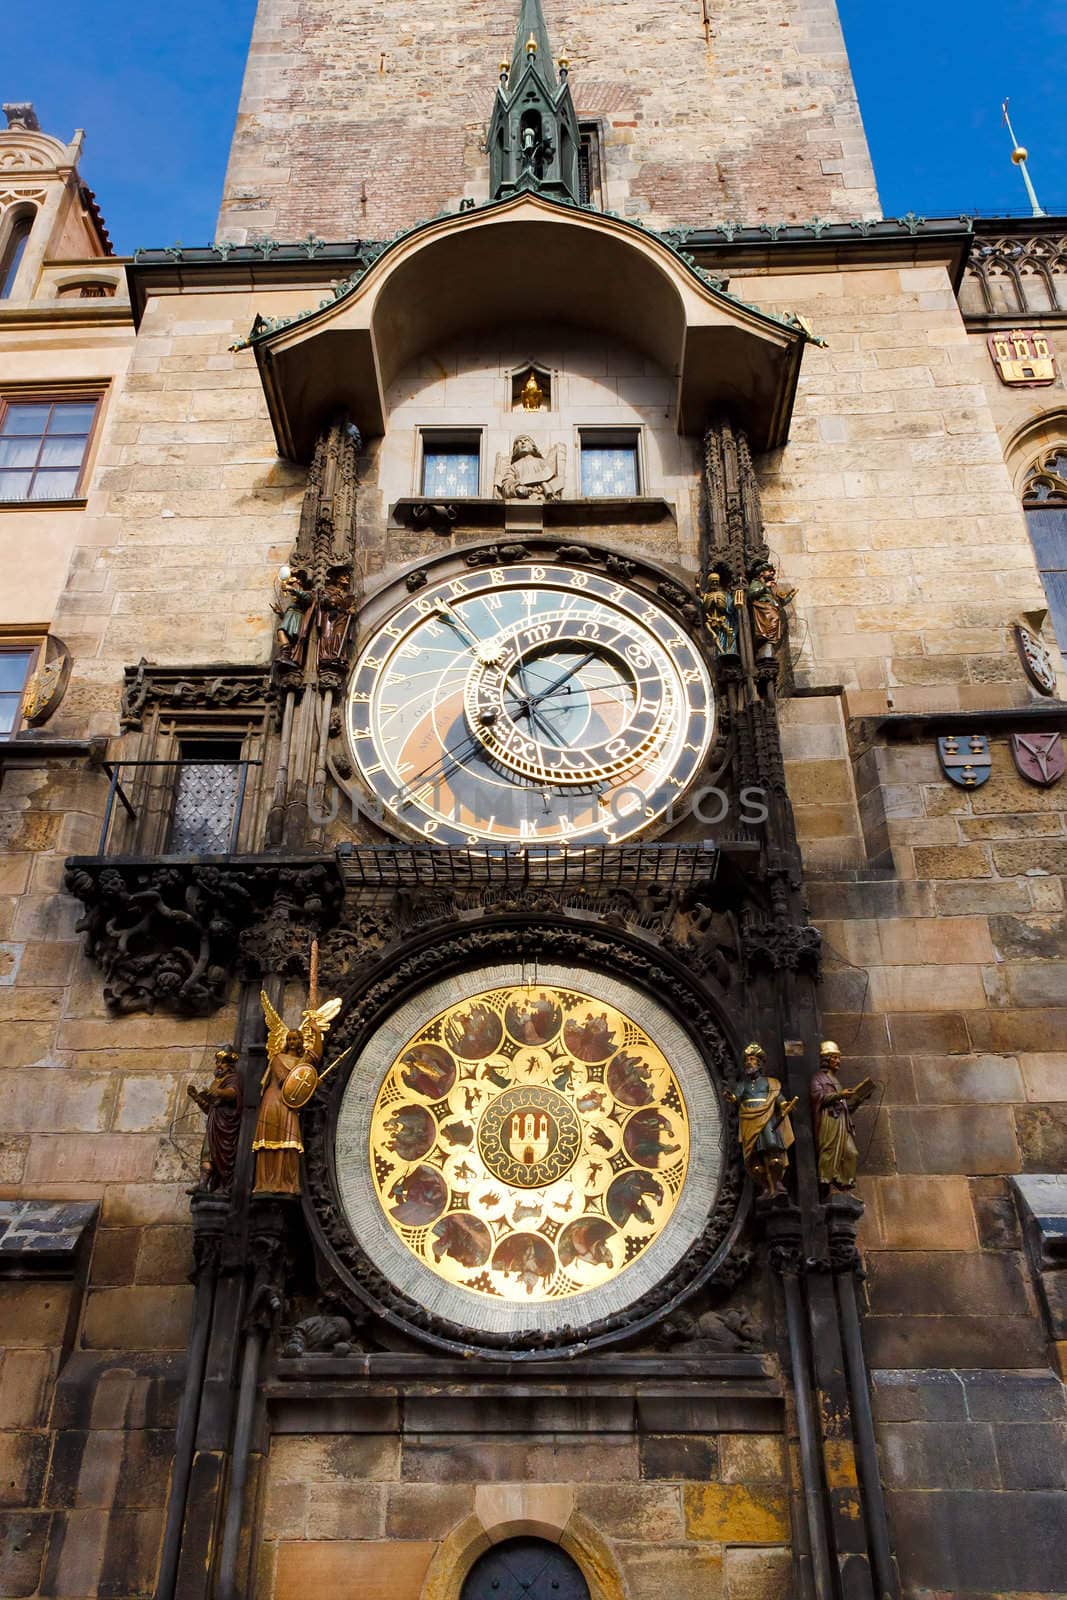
[
  {"left": 345, "top": 558, "right": 715, "bottom": 847},
  {"left": 297, "top": 544, "right": 748, "bottom": 1358}
]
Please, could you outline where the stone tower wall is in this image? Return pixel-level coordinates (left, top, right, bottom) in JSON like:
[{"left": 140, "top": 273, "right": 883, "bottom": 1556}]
[{"left": 218, "top": 0, "right": 880, "bottom": 243}]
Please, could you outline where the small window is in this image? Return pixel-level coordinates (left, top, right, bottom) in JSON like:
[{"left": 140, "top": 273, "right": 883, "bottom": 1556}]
[
  {"left": 0, "top": 395, "right": 100, "bottom": 503},
  {"left": 0, "top": 646, "right": 36, "bottom": 739},
  {"left": 168, "top": 738, "right": 246, "bottom": 854},
  {"left": 577, "top": 123, "right": 603, "bottom": 209},
  {"left": 0, "top": 212, "right": 34, "bottom": 299},
  {"left": 1024, "top": 447, "right": 1067, "bottom": 664},
  {"left": 580, "top": 430, "right": 640, "bottom": 497},
  {"left": 421, "top": 431, "right": 481, "bottom": 497}
]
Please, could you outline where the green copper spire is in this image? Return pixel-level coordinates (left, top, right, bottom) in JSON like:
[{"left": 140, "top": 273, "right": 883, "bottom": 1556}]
[
  {"left": 508, "top": 0, "right": 555, "bottom": 86},
  {"left": 489, "top": 0, "right": 580, "bottom": 203}
]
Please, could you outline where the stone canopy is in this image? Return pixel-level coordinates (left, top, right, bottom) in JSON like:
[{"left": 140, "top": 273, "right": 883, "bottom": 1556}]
[{"left": 247, "top": 191, "right": 810, "bottom": 459}]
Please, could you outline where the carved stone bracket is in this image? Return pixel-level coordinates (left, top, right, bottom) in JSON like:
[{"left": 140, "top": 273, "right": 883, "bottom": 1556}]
[
  {"left": 824, "top": 1193, "right": 865, "bottom": 1275},
  {"left": 702, "top": 419, "right": 771, "bottom": 588},
  {"left": 760, "top": 1197, "right": 806, "bottom": 1277},
  {"left": 741, "top": 916, "right": 822, "bottom": 977},
  {"left": 64, "top": 855, "right": 345, "bottom": 1016}
]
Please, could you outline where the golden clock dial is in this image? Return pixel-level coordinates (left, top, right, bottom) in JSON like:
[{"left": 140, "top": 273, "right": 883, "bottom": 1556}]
[
  {"left": 346, "top": 561, "right": 714, "bottom": 845},
  {"left": 365, "top": 981, "right": 690, "bottom": 1304}
]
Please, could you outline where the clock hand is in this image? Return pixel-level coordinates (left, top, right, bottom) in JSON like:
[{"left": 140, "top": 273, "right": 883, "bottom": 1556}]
[
  {"left": 432, "top": 601, "right": 484, "bottom": 654},
  {"left": 526, "top": 650, "right": 598, "bottom": 705},
  {"left": 401, "top": 725, "right": 487, "bottom": 807}
]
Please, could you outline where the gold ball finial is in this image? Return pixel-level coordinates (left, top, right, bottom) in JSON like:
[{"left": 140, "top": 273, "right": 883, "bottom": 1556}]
[
  {"left": 525, "top": 31, "right": 538, "bottom": 55},
  {"left": 499, "top": 60, "right": 510, "bottom": 76},
  {"left": 558, "top": 52, "right": 570, "bottom": 70},
  {"left": 1012, "top": 145, "right": 1028, "bottom": 165}
]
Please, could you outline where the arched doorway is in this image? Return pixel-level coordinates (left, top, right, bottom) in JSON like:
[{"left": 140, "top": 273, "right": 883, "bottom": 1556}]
[{"left": 461, "top": 1538, "right": 590, "bottom": 1600}]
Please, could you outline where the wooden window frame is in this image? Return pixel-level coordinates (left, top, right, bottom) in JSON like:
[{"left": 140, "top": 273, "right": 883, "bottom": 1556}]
[
  {"left": 0, "top": 631, "right": 45, "bottom": 740},
  {"left": 0, "top": 386, "right": 106, "bottom": 506}
]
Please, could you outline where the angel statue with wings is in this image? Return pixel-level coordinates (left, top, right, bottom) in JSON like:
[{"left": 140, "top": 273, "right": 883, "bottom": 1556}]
[{"left": 253, "top": 943, "right": 341, "bottom": 1195}]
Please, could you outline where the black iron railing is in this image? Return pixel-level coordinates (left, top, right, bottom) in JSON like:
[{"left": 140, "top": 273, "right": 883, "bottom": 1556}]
[{"left": 96, "top": 759, "right": 261, "bottom": 856}]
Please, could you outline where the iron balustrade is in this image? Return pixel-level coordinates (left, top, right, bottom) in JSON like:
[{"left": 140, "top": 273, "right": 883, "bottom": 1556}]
[{"left": 96, "top": 758, "right": 261, "bottom": 856}]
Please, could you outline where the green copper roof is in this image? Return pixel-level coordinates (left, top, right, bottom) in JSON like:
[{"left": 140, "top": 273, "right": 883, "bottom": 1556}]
[{"left": 508, "top": 0, "right": 557, "bottom": 88}]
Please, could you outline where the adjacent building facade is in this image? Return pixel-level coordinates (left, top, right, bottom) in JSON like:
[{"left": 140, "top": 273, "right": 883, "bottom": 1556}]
[{"left": 1, "top": 6, "right": 1066, "bottom": 1600}]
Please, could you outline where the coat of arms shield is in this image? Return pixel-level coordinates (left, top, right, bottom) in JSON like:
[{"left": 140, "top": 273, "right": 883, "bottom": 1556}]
[
  {"left": 937, "top": 734, "right": 992, "bottom": 788},
  {"left": 1011, "top": 732, "right": 1066, "bottom": 788}
]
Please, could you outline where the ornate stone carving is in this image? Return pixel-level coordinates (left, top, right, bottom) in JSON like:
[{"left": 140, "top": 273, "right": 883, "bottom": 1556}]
[
  {"left": 741, "top": 917, "right": 822, "bottom": 976},
  {"left": 120, "top": 660, "right": 271, "bottom": 732},
  {"left": 493, "top": 436, "right": 566, "bottom": 500},
  {"left": 649, "top": 1301, "right": 760, "bottom": 1353},
  {"left": 280, "top": 1311, "right": 360, "bottom": 1357},
  {"left": 64, "top": 858, "right": 344, "bottom": 1016},
  {"left": 968, "top": 232, "right": 1067, "bottom": 319},
  {"left": 22, "top": 636, "right": 72, "bottom": 727}
]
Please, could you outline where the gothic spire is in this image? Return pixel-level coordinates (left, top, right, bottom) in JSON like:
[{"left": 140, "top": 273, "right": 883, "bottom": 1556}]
[
  {"left": 489, "top": 0, "right": 580, "bottom": 204},
  {"left": 508, "top": 0, "right": 556, "bottom": 87}
]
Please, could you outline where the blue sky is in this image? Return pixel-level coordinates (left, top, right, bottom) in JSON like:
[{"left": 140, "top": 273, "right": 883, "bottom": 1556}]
[{"left": 5, "top": 0, "right": 1064, "bottom": 253}]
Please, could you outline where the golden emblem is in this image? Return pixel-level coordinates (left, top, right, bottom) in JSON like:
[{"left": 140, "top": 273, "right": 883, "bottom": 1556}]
[{"left": 368, "top": 983, "right": 691, "bottom": 1302}]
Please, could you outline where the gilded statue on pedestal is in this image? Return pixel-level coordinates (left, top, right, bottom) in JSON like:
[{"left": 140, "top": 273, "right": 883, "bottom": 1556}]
[
  {"left": 811, "top": 1040, "right": 875, "bottom": 1196},
  {"left": 187, "top": 1044, "right": 244, "bottom": 1192},
  {"left": 725, "top": 1042, "right": 796, "bottom": 1198},
  {"left": 253, "top": 946, "right": 342, "bottom": 1196}
]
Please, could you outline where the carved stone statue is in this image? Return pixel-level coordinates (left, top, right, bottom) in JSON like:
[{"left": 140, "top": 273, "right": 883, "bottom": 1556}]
[
  {"left": 316, "top": 571, "right": 355, "bottom": 667},
  {"left": 746, "top": 562, "right": 796, "bottom": 657},
  {"left": 697, "top": 569, "right": 738, "bottom": 656},
  {"left": 272, "top": 567, "right": 314, "bottom": 664},
  {"left": 282, "top": 1313, "right": 355, "bottom": 1357},
  {"left": 187, "top": 1045, "right": 244, "bottom": 1192},
  {"left": 494, "top": 435, "right": 566, "bottom": 502},
  {"left": 811, "top": 1040, "right": 876, "bottom": 1196},
  {"left": 724, "top": 1042, "right": 796, "bottom": 1198},
  {"left": 253, "top": 953, "right": 341, "bottom": 1195}
]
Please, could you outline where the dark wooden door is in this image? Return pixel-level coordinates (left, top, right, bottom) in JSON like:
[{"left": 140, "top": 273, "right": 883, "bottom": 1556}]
[{"left": 461, "top": 1539, "right": 591, "bottom": 1600}]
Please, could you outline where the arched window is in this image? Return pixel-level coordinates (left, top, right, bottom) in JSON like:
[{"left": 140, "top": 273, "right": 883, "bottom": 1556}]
[
  {"left": 461, "top": 1539, "right": 590, "bottom": 1600},
  {"left": 0, "top": 209, "right": 35, "bottom": 299},
  {"left": 1023, "top": 445, "right": 1067, "bottom": 665}
]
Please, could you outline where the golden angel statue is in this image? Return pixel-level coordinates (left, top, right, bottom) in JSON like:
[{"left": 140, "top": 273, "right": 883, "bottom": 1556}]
[{"left": 252, "top": 942, "right": 341, "bottom": 1195}]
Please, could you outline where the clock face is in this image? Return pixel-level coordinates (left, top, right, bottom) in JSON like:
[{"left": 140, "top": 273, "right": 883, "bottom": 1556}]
[
  {"left": 334, "top": 964, "right": 724, "bottom": 1340},
  {"left": 346, "top": 561, "right": 714, "bottom": 845}
]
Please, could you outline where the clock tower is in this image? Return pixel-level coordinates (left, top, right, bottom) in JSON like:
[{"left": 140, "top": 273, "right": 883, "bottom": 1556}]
[{"left": 13, "top": 2, "right": 1062, "bottom": 1600}]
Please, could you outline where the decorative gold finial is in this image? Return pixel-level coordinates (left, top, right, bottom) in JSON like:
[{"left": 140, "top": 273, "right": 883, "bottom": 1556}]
[
  {"left": 1011, "top": 145, "right": 1028, "bottom": 165},
  {"left": 521, "top": 371, "right": 545, "bottom": 410},
  {"left": 525, "top": 31, "right": 538, "bottom": 56},
  {"left": 499, "top": 59, "right": 510, "bottom": 82}
]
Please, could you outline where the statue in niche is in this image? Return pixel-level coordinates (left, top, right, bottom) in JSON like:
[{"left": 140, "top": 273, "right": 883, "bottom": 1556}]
[
  {"left": 187, "top": 1044, "right": 244, "bottom": 1192},
  {"left": 746, "top": 561, "right": 796, "bottom": 658},
  {"left": 811, "top": 1040, "right": 876, "bottom": 1197},
  {"left": 272, "top": 566, "right": 314, "bottom": 664},
  {"left": 697, "top": 569, "right": 739, "bottom": 656},
  {"left": 494, "top": 435, "right": 566, "bottom": 501},
  {"left": 316, "top": 570, "right": 356, "bottom": 668},
  {"left": 724, "top": 1042, "right": 796, "bottom": 1199}
]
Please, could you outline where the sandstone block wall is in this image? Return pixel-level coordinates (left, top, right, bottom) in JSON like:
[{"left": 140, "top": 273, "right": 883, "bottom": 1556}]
[
  {"left": 217, "top": 0, "right": 879, "bottom": 244},
  {"left": 256, "top": 1424, "right": 792, "bottom": 1600}
]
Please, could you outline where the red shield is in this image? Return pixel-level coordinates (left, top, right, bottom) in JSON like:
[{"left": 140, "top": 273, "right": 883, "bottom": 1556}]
[{"left": 1011, "top": 733, "right": 1066, "bottom": 788}]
